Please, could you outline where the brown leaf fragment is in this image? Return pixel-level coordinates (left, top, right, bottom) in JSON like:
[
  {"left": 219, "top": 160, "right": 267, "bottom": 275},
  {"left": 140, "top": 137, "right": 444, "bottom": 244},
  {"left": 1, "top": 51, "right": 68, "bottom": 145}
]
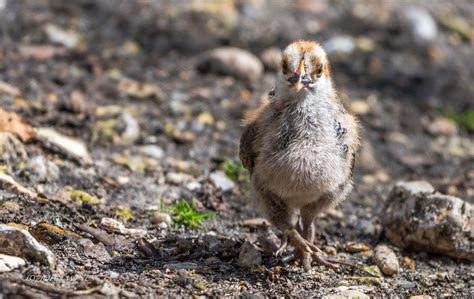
[{"left": 0, "top": 108, "right": 35, "bottom": 142}]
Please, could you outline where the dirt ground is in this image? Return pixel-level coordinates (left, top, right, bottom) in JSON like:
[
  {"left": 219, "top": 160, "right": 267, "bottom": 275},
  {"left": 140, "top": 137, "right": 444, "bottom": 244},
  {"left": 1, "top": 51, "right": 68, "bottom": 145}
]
[{"left": 0, "top": 0, "right": 473, "bottom": 298}]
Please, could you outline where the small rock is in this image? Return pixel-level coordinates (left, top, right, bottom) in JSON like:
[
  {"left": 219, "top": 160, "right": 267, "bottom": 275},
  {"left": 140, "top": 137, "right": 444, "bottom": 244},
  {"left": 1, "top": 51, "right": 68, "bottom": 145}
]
[
  {"left": 176, "top": 239, "right": 194, "bottom": 253},
  {"left": 124, "top": 228, "right": 146, "bottom": 238},
  {"left": 0, "top": 173, "right": 37, "bottom": 199},
  {"left": 323, "top": 36, "right": 355, "bottom": 56},
  {"left": 358, "top": 219, "right": 377, "bottom": 236},
  {"left": 204, "top": 256, "right": 221, "bottom": 266},
  {"left": 166, "top": 172, "right": 194, "bottom": 185},
  {"left": 396, "top": 279, "right": 417, "bottom": 289},
  {"left": 260, "top": 47, "right": 282, "bottom": 72},
  {"left": 239, "top": 241, "right": 262, "bottom": 269},
  {"left": 139, "top": 145, "right": 164, "bottom": 160},
  {"left": 196, "top": 112, "right": 214, "bottom": 126},
  {"left": 257, "top": 229, "right": 280, "bottom": 256},
  {"left": 107, "top": 270, "right": 120, "bottom": 279},
  {"left": 209, "top": 171, "right": 235, "bottom": 192},
  {"left": 37, "top": 128, "right": 92, "bottom": 164},
  {"left": 0, "top": 201, "right": 20, "bottom": 212},
  {"left": 69, "top": 90, "right": 88, "bottom": 114},
  {"left": 400, "top": 6, "right": 437, "bottom": 44},
  {"left": 345, "top": 242, "right": 370, "bottom": 253},
  {"left": 151, "top": 212, "right": 172, "bottom": 225},
  {"left": 323, "top": 286, "right": 370, "bottom": 299},
  {"left": 25, "top": 156, "right": 60, "bottom": 183},
  {"left": 0, "top": 132, "right": 27, "bottom": 163},
  {"left": 355, "top": 37, "right": 376, "bottom": 52},
  {"left": 118, "top": 79, "right": 164, "bottom": 100},
  {"left": 164, "top": 123, "right": 196, "bottom": 143},
  {"left": 100, "top": 218, "right": 146, "bottom": 238},
  {"left": 348, "top": 100, "right": 371, "bottom": 115},
  {"left": 396, "top": 180, "right": 435, "bottom": 195},
  {"left": 240, "top": 218, "right": 270, "bottom": 227},
  {"left": 0, "top": 81, "right": 21, "bottom": 97},
  {"left": 409, "top": 296, "right": 434, "bottom": 299},
  {"left": 324, "top": 246, "right": 337, "bottom": 256},
  {"left": 99, "top": 282, "right": 121, "bottom": 296},
  {"left": 423, "top": 117, "right": 457, "bottom": 136},
  {"left": 100, "top": 218, "right": 126, "bottom": 234},
  {"left": 118, "top": 40, "right": 141, "bottom": 57},
  {"left": 0, "top": 254, "right": 26, "bottom": 272},
  {"left": 185, "top": 181, "right": 202, "bottom": 191},
  {"left": 372, "top": 245, "right": 399, "bottom": 276},
  {"left": 0, "top": 224, "right": 56, "bottom": 267},
  {"left": 197, "top": 47, "right": 263, "bottom": 84},
  {"left": 120, "top": 112, "right": 140, "bottom": 144},
  {"left": 383, "top": 181, "right": 473, "bottom": 261},
  {"left": 189, "top": 0, "right": 238, "bottom": 31},
  {"left": 78, "top": 238, "right": 111, "bottom": 262},
  {"left": 45, "top": 24, "right": 82, "bottom": 49},
  {"left": 402, "top": 256, "right": 416, "bottom": 271},
  {"left": 203, "top": 233, "right": 220, "bottom": 252}
]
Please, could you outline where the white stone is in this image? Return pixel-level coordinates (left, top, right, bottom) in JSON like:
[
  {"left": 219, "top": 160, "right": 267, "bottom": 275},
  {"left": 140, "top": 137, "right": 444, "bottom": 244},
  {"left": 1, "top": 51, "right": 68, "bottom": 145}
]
[
  {"left": 401, "top": 6, "right": 437, "bottom": 44},
  {"left": 37, "top": 128, "right": 92, "bottom": 164},
  {"left": 0, "top": 254, "right": 26, "bottom": 272},
  {"left": 0, "top": 224, "right": 56, "bottom": 267},
  {"left": 323, "top": 36, "right": 355, "bottom": 55},
  {"left": 209, "top": 171, "right": 235, "bottom": 192},
  {"left": 139, "top": 145, "right": 164, "bottom": 160}
]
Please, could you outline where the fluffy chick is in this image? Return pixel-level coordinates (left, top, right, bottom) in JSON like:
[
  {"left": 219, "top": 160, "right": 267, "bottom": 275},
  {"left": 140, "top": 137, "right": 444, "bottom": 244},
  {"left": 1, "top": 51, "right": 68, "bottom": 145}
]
[{"left": 240, "top": 40, "right": 360, "bottom": 271}]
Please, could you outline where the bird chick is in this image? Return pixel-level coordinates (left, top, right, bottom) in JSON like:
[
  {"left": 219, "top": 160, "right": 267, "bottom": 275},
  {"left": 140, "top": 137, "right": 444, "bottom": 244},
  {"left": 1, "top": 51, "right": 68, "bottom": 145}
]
[{"left": 240, "top": 40, "right": 360, "bottom": 271}]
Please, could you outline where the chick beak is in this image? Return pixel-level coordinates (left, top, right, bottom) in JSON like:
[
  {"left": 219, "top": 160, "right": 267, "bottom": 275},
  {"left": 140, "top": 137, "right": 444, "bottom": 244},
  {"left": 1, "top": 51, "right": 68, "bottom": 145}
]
[{"left": 294, "top": 59, "right": 305, "bottom": 92}]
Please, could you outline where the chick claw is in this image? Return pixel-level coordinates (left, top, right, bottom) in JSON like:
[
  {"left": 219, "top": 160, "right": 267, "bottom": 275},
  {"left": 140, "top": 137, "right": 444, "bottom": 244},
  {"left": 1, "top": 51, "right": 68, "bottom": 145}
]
[{"left": 276, "top": 228, "right": 339, "bottom": 271}]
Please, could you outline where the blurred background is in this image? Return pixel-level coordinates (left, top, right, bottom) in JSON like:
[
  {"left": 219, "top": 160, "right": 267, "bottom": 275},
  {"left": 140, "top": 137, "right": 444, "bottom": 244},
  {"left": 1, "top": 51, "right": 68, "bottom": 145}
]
[
  {"left": 1, "top": 0, "right": 472, "bottom": 198},
  {"left": 0, "top": 0, "right": 473, "bottom": 296}
]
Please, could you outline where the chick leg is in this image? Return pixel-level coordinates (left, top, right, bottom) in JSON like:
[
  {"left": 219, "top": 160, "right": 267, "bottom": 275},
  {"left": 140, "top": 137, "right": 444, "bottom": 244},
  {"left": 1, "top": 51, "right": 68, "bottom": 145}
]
[
  {"left": 254, "top": 181, "right": 337, "bottom": 270},
  {"left": 299, "top": 194, "right": 337, "bottom": 271},
  {"left": 254, "top": 184, "right": 294, "bottom": 256}
]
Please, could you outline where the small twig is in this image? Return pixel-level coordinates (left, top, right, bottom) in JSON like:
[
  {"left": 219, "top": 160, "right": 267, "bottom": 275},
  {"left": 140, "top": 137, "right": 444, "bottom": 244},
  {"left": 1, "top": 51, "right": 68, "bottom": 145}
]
[
  {"left": 70, "top": 287, "right": 102, "bottom": 296},
  {"left": 73, "top": 223, "right": 114, "bottom": 246},
  {"left": 13, "top": 279, "right": 68, "bottom": 295},
  {"left": 327, "top": 259, "right": 379, "bottom": 277},
  {"left": 10, "top": 278, "right": 101, "bottom": 297}
]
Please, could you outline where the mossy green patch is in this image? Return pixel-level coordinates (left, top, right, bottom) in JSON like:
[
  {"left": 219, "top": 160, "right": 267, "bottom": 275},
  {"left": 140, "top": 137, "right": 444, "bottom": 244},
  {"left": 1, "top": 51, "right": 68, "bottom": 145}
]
[
  {"left": 66, "top": 187, "right": 101, "bottom": 204},
  {"left": 443, "top": 109, "right": 474, "bottom": 132},
  {"left": 113, "top": 205, "right": 134, "bottom": 222},
  {"left": 169, "top": 199, "right": 215, "bottom": 229}
]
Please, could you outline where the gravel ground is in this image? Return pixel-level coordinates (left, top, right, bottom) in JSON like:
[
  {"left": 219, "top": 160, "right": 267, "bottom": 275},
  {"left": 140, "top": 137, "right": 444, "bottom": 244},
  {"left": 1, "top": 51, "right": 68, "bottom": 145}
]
[{"left": 0, "top": 0, "right": 473, "bottom": 298}]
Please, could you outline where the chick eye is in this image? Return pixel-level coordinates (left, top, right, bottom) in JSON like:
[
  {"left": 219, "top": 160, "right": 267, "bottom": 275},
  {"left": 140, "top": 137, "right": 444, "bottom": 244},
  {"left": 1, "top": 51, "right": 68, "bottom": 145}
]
[
  {"left": 316, "top": 63, "right": 323, "bottom": 77},
  {"left": 282, "top": 62, "right": 289, "bottom": 75},
  {"left": 287, "top": 73, "right": 299, "bottom": 83}
]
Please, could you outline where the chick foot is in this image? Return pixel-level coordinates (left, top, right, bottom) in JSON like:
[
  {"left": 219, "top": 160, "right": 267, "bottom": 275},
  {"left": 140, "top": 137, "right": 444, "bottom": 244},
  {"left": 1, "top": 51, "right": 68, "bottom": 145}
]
[{"left": 276, "top": 228, "right": 338, "bottom": 271}]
